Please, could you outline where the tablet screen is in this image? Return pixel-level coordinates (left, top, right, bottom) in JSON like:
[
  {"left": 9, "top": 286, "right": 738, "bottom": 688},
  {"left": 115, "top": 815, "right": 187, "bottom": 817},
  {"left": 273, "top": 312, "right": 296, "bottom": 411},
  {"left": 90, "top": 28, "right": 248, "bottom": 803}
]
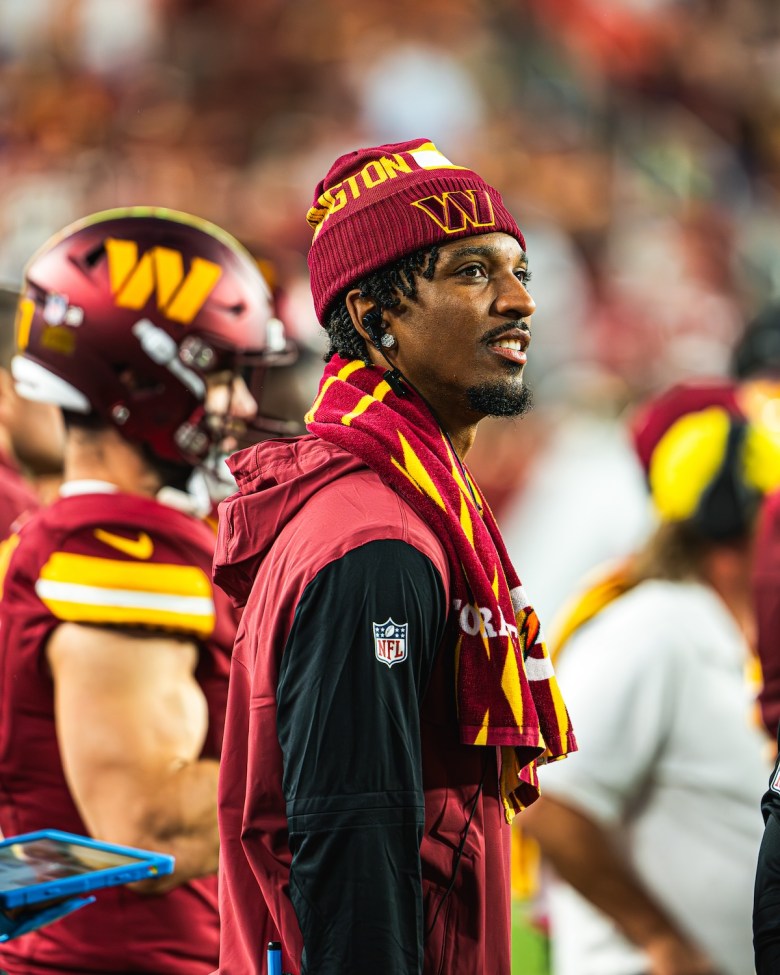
[{"left": 0, "top": 837, "right": 144, "bottom": 892}]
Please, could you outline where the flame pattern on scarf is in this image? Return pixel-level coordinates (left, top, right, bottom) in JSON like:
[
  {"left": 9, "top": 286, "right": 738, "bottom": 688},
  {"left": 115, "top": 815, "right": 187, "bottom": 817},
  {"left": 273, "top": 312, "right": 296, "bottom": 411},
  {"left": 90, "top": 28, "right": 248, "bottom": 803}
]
[{"left": 306, "top": 356, "right": 577, "bottom": 820}]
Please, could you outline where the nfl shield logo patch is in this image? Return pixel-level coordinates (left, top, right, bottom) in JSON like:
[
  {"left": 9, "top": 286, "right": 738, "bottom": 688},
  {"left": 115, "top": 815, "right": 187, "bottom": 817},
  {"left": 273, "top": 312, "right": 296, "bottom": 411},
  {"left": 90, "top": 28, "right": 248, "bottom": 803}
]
[{"left": 373, "top": 618, "right": 408, "bottom": 668}]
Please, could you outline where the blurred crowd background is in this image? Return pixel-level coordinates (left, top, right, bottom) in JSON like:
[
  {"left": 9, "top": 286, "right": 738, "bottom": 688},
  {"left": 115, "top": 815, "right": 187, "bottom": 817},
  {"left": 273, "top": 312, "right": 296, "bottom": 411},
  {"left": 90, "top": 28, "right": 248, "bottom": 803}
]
[
  {"left": 5, "top": 0, "right": 780, "bottom": 377},
  {"left": 2, "top": 2, "right": 780, "bottom": 970},
  {"left": 4, "top": 0, "right": 780, "bottom": 604}
]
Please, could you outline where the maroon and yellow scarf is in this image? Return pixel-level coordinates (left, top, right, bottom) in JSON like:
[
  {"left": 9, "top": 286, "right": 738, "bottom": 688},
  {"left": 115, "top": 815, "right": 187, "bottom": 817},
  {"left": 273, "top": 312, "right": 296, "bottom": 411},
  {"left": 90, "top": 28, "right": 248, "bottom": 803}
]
[{"left": 306, "top": 356, "right": 577, "bottom": 821}]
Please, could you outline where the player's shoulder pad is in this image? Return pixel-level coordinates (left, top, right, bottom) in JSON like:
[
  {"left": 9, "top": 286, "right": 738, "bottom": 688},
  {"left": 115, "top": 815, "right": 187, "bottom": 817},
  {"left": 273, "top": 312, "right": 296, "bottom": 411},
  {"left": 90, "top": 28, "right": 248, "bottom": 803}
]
[{"left": 34, "top": 494, "right": 216, "bottom": 638}]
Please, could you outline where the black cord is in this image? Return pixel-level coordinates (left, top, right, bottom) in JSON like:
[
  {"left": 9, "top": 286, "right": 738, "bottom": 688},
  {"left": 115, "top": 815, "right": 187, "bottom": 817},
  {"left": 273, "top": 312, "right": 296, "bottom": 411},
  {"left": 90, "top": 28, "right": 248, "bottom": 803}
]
[
  {"left": 425, "top": 756, "right": 489, "bottom": 937},
  {"left": 372, "top": 346, "right": 481, "bottom": 510},
  {"left": 439, "top": 424, "right": 481, "bottom": 511}
]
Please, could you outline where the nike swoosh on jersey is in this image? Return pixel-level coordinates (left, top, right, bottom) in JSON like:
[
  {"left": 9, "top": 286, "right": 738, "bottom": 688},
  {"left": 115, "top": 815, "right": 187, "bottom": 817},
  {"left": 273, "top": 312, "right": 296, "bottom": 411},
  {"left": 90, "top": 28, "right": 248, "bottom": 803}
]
[{"left": 93, "top": 529, "right": 154, "bottom": 560}]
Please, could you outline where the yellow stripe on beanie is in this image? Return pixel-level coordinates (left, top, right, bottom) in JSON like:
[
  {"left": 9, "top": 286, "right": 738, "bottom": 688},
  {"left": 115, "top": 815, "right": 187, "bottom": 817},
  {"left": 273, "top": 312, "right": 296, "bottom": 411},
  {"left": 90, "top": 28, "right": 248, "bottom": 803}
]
[
  {"left": 743, "top": 422, "right": 780, "bottom": 495},
  {"left": 649, "top": 407, "right": 731, "bottom": 522}
]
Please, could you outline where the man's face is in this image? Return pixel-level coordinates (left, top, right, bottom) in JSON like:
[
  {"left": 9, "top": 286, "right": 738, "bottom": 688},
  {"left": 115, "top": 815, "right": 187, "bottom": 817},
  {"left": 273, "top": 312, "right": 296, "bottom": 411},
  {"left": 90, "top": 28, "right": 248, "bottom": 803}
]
[
  {"left": 382, "top": 232, "right": 535, "bottom": 432},
  {"left": 204, "top": 371, "right": 258, "bottom": 455}
]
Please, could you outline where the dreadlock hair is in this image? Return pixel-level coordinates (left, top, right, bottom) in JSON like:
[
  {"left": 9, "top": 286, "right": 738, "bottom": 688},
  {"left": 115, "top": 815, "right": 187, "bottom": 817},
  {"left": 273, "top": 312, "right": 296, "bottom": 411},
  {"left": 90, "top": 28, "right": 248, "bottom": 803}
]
[{"left": 324, "top": 245, "right": 440, "bottom": 363}]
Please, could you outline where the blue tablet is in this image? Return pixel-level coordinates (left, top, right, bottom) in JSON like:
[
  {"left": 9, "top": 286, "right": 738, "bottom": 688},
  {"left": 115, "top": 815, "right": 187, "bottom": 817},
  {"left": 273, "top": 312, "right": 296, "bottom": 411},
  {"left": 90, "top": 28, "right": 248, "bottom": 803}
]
[{"left": 0, "top": 829, "right": 175, "bottom": 910}]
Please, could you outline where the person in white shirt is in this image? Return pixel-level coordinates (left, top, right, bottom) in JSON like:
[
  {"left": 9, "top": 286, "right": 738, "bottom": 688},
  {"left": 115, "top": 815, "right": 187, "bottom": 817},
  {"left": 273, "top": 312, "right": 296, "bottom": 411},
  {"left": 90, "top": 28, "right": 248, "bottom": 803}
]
[{"left": 522, "top": 380, "right": 780, "bottom": 975}]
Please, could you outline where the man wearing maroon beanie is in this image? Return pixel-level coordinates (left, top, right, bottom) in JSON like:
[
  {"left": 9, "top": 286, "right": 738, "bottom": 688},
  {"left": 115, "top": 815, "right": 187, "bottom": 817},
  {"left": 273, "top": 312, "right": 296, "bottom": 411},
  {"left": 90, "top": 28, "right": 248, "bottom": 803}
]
[{"left": 213, "top": 138, "right": 576, "bottom": 974}]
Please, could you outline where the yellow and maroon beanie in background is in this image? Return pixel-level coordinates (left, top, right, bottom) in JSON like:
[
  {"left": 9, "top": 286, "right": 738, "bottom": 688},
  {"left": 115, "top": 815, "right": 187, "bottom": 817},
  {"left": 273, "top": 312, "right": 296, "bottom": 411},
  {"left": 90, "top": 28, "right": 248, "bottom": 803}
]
[
  {"left": 551, "top": 379, "right": 780, "bottom": 658},
  {"left": 306, "top": 138, "right": 525, "bottom": 324},
  {"left": 628, "top": 379, "right": 780, "bottom": 540}
]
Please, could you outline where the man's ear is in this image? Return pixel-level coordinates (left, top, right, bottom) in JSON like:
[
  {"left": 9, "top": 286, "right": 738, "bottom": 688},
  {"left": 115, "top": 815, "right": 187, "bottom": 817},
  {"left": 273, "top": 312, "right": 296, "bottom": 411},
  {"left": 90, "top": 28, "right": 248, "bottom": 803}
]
[
  {"left": 345, "top": 290, "right": 378, "bottom": 346},
  {"left": 345, "top": 290, "right": 386, "bottom": 367}
]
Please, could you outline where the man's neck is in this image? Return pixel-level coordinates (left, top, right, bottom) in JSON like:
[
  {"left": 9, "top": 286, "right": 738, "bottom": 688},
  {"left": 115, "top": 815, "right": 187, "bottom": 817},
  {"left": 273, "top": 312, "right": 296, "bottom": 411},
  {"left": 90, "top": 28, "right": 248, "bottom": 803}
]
[
  {"left": 445, "top": 424, "right": 478, "bottom": 460},
  {"left": 64, "top": 429, "right": 162, "bottom": 499}
]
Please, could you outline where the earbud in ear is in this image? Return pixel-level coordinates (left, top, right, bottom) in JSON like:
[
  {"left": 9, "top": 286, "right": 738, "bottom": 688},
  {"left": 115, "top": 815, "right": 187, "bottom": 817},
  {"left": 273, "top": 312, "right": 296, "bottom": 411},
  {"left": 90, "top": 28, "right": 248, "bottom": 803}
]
[{"left": 362, "top": 309, "right": 385, "bottom": 350}]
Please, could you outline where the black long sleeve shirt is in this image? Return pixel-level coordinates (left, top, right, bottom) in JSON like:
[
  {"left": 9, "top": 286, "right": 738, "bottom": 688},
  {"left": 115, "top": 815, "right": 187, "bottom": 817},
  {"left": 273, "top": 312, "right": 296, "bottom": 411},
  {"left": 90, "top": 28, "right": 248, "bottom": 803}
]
[{"left": 276, "top": 539, "right": 447, "bottom": 974}]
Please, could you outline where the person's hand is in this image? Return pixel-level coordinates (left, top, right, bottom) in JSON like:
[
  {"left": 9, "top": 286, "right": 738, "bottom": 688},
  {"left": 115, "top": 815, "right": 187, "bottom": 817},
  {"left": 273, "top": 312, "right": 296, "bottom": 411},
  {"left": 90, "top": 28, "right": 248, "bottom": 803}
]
[{"left": 645, "top": 933, "right": 722, "bottom": 975}]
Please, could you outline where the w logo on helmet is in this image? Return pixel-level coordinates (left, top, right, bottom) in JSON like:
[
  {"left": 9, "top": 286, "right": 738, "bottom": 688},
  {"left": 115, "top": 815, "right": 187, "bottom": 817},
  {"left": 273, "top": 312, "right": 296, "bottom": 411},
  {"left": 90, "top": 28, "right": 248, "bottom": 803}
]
[
  {"left": 411, "top": 189, "right": 496, "bottom": 234},
  {"left": 105, "top": 238, "right": 223, "bottom": 324}
]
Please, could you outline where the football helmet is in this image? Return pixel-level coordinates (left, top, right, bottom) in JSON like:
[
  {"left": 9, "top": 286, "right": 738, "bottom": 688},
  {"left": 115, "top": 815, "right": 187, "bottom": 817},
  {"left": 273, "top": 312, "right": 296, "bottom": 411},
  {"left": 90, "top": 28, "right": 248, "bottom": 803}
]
[{"left": 12, "top": 207, "right": 295, "bottom": 468}]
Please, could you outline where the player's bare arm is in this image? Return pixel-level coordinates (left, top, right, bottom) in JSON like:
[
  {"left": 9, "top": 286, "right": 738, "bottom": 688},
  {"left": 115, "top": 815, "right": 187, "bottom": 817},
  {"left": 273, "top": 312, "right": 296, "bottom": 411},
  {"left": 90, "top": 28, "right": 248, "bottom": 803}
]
[
  {"left": 47, "top": 622, "right": 219, "bottom": 893},
  {"left": 522, "top": 797, "right": 722, "bottom": 975}
]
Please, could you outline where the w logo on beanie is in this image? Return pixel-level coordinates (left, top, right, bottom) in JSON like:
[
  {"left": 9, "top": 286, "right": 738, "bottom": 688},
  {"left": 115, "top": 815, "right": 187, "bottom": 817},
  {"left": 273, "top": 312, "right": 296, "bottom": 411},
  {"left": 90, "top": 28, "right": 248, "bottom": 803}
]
[{"left": 412, "top": 189, "right": 496, "bottom": 234}]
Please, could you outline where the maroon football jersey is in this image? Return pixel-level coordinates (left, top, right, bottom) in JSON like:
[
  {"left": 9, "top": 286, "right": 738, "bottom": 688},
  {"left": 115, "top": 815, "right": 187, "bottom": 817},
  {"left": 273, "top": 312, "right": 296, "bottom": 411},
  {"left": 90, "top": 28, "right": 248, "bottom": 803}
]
[{"left": 0, "top": 486, "right": 237, "bottom": 974}]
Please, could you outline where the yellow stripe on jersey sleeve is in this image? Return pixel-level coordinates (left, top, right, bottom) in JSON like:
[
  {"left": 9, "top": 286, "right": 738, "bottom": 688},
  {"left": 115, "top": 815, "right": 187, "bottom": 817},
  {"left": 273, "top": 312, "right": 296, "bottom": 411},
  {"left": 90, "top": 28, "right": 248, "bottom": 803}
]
[
  {"left": 0, "top": 534, "right": 20, "bottom": 601},
  {"left": 35, "top": 552, "right": 215, "bottom": 638}
]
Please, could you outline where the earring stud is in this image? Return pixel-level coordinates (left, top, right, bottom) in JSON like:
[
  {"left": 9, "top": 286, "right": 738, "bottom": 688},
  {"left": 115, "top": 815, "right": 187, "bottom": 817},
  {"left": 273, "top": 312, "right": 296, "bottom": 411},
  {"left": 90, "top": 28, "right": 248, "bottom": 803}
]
[{"left": 380, "top": 333, "right": 396, "bottom": 349}]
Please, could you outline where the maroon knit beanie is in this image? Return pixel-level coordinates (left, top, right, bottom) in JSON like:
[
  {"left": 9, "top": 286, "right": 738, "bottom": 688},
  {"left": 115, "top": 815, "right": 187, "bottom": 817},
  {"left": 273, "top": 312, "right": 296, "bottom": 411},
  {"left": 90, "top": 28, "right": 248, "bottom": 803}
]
[
  {"left": 307, "top": 138, "right": 526, "bottom": 324},
  {"left": 629, "top": 379, "right": 744, "bottom": 477}
]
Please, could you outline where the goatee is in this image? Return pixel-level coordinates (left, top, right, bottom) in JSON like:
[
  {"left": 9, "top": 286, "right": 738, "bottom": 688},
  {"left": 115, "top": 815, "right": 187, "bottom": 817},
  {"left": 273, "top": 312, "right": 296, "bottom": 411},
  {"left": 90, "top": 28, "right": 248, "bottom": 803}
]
[{"left": 466, "top": 380, "right": 533, "bottom": 418}]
